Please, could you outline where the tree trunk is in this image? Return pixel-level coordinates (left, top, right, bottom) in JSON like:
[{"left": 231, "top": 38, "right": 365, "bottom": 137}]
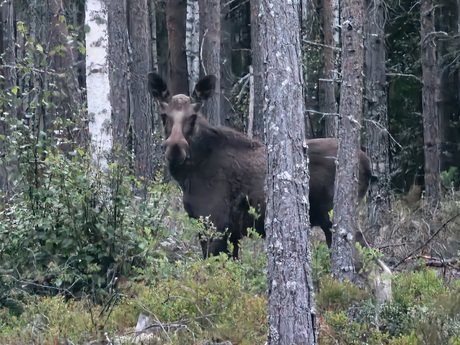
[
  {"left": 185, "top": 0, "right": 200, "bottom": 95},
  {"left": 198, "top": 0, "right": 220, "bottom": 125},
  {"left": 107, "top": 0, "right": 129, "bottom": 152},
  {"left": 0, "top": 0, "right": 16, "bottom": 199},
  {"left": 86, "top": 0, "right": 112, "bottom": 170},
  {"left": 166, "top": 0, "right": 189, "bottom": 95},
  {"left": 320, "top": 0, "right": 339, "bottom": 138},
  {"left": 364, "top": 0, "right": 390, "bottom": 241},
  {"left": 260, "top": 0, "right": 317, "bottom": 343},
  {"left": 128, "top": 0, "right": 158, "bottom": 181},
  {"left": 148, "top": 0, "right": 159, "bottom": 72},
  {"left": 420, "top": 0, "right": 441, "bottom": 207},
  {"left": 250, "top": 0, "right": 264, "bottom": 140},
  {"left": 331, "top": 0, "right": 364, "bottom": 282}
]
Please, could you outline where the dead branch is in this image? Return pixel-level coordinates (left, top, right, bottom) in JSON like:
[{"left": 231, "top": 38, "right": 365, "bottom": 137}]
[
  {"left": 394, "top": 211, "right": 460, "bottom": 268},
  {"left": 302, "top": 39, "right": 341, "bottom": 52}
]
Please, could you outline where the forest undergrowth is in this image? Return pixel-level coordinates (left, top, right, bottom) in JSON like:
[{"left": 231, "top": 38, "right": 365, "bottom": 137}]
[{"left": 0, "top": 124, "right": 459, "bottom": 344}]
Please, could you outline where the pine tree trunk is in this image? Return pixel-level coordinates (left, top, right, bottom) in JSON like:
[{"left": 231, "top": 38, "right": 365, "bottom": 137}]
[
  {"left": 364, "top": 0, "right": 390, "bottom": 240},
  {"left": 250, "top": 0, "right": 264, "bottom": 140},
  {"left": 260, "top": 0, "right": 317, "bottom": 343},
  {"left": 321, "top": 0, "right": 339, "bottom": 138},
  {"left": 148, "top": 0, "right": 158, "bottom": 72},
  {"left": 420, "top": 0, "right": 441, "bottom": 207},
  {"left": 198, "top": 0, "right": 220, "bottom": 125},
  {"left": 166, "top": 0, "right": 189, "bottom": 95},
  {"left": 128, "top": 0, "right": 158, "bottom": 181},
  {"left": 0, "top": 0, "right": 16, "bottom": 199},
  {"left": 107, "top": 0, "right": 129, "bottom": 152},
  {"left": 331, "top": 0, "right": 364, "bottom": 282}
]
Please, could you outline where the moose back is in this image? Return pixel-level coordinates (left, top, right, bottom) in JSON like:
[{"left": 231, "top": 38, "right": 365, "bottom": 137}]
[{"left": 148, "top": 72, "right": 375, "bottom": 258}]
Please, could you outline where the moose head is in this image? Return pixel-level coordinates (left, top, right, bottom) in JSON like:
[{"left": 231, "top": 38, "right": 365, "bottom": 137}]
[{"left": 147, "top": 73, "right": 216, "bottom": 166}]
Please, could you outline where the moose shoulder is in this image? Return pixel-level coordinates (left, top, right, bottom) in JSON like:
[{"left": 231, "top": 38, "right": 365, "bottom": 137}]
[{"left": 148, "top": 72, "right": 376, "bottom": 258}]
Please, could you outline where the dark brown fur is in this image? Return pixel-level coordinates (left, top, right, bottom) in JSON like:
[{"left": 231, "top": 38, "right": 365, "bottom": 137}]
[{"left": 148, "top": 72, "right": 375, "bottom": 258}]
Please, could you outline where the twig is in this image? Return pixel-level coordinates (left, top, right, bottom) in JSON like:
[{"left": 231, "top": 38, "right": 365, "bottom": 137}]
[
  {"left": 302, "top": 39, "right": 341, "bottom": 52},
  {"left": 386, "top": 72, "right": 422, "bottom": 83},
  {"left": 394, "top": 211, "right": 460, "bottom": 268}
]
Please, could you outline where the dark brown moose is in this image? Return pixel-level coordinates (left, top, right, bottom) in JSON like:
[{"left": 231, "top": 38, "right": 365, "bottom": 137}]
[{"left": 148, "top": 72, "right": 375, "bottom": 259}]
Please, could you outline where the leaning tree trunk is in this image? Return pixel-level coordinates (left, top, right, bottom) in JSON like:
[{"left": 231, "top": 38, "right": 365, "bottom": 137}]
[
  {"left": 421, "top": 0, "right": 441, "bottom": 208},
  {"left": 166, "top": 0, "right": 189, "bottom": 95},
  {"left": 260, "top": 0, "right": 317, "bottom": 343},
  {"left": 320, "top": 0, "right": 339, "bottom": 138},
  {"left": 198, "top": 0, "right": 220, "bottom": 125},
  {"left": 331, "top": 0, "right": 364, "bottom": 282},
  {"left": 250, "top": 0, "right": 264, "bottom": 140},
  {"left": 364, "top": 0, "right": 390, "bottom": 241}
]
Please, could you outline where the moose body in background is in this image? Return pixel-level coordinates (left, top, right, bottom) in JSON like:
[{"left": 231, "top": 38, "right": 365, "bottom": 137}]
[{"left": 148, "top": 72, "right": 376, "bottom": 259}]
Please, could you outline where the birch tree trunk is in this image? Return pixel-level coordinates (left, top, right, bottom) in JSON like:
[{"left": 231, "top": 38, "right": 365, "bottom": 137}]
[
  {"left": 364, "top": 0, "right": 390, "bottom": 240},
  {"left": 421, "top": 0, "right": 441, "bottom": 207},
  {"left": 198, "top": 0, "right": 220, "bottom": 125},
  {"left": 260, "top": 0, "right": 317, "bottom": 343},
  {"left": 321, "top": 0, "right": 339, "bottom": 138},
  {"left": 86, "top": 0, "right": 112, "bottom": 170},
  {"left": 186, "top": 0, "right": 200, "bottom": 95},
  {"left": 331, "top": 0, "right": 364, "bottom": 282}
]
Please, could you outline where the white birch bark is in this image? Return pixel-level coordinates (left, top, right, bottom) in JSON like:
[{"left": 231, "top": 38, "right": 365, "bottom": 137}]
[
  {"left": 186, "top": 0, "right": 200, "bottom": 95},
  {"left": 85, "top": 0, "right": 112, "bottom": 171}
]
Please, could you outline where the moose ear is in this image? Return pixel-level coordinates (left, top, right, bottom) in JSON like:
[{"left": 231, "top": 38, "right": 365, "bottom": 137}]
[
  {"left": 148, "top": 72, "right": 170, "bottom": 101},
  {"left": 192, "top": 75, "right": 216, "bottom": 100}
]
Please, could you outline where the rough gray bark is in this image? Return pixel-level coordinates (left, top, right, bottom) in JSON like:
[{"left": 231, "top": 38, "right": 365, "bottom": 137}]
[
  {"left": 148, "top": 0, "right": 158, "bottom": 72},
  {"left": 166, "top": 0, "right": 189, "bottom": 95},
  {"left": 364, "top": 0, "right": 390, "bottom": 240},
  {"left": 128, "top": 0, "right": 158, "bottom": 181},
  {"left": 108, "top": 0, "right": 130, "bottom": 150},
  {"left": 421, "top": 0, "right": 441, "bottom": 207},
  {"left": 320, "top": 0, "right": 339, "bottom": 138},
  {"left": 198, "top": 0, "right": 220, "bottom": 125},
  {"left": 1, "top": 0, "right": 16, "bottom": 199},
  {"left": 260, "top": 1, "right": 317, "bottom": 343},
  {"left": 331, "top": 0, "right": 364, "bottom": 282},
  {"left": 250, "top": 0, "right": 264, "bottom": 140}
]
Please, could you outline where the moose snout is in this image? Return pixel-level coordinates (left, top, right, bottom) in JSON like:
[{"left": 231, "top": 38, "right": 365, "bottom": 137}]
[{"left": 163, "top": 137, "right": 189, "bottom": 165}]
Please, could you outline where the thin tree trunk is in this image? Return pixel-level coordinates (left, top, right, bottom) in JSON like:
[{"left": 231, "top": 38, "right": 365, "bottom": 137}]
[
  {"left": 260, "top": 0, "right": 317, "bottom": 343},
  {"left": 364, "top": 0, "right": 390, "bottom": 240},
  {"left": 148, "top": 0, "right": 158, "bottom": 72},
  {"left": 128, "top": 0, "right": 157, "bottom": 181},
  {"left": 186, "top": 0, "right": 200, "bottom": 95},
  {"left": 107, "top": 0, "right": 129, "bottom": 153},
  {"left": 321, "top": 0, "right": 339, "bottom": 138},
  {"left": 331, "top": 0, "right": 364, "bottom": 282},
  {"left": 1, "top": 0, "right": 16, "bottom": 199},
  {"left": 198, "top": 0, "right": 220, "bottom": 125},
  {"left": 86, "top": 0, "right": 112, "bottom": 170},
  {"left": 166, "top": 0, "right": 189, "bottom": 95},
  {"left": 250, "top": 0, "right": 264, "bottom": 140},
  {"left": 421, "top": 0, "right": 441, "bottom": 207}
]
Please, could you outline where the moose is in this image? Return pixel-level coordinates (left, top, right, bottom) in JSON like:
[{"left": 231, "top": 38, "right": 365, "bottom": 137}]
[{"left": 148, "top": 72, "right": 376, "bottom": 259}]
